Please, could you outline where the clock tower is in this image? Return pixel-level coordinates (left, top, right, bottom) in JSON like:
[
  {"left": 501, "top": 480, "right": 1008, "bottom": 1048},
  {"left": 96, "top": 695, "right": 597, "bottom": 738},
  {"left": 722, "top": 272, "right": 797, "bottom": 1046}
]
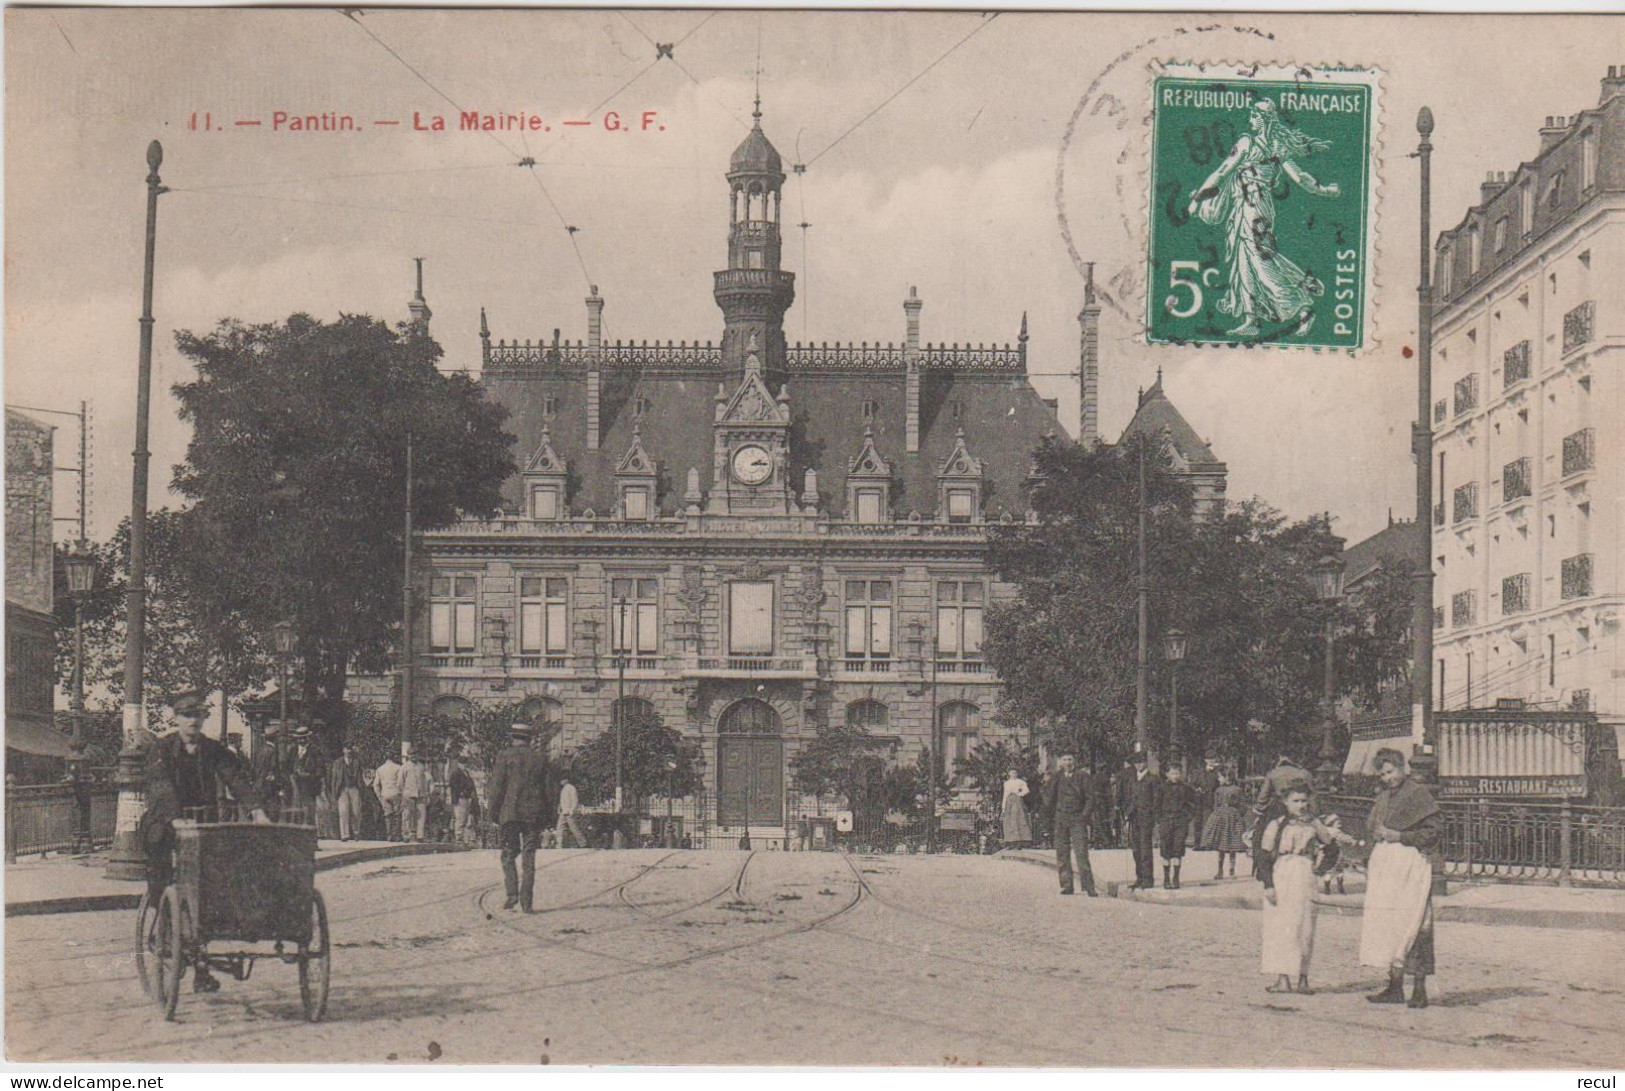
[
  {"left": 710, "top": 344, "right": 794, "bottom": 515},
  {"left": 714, "top": 99, "right": 794, "bottom": 392}
]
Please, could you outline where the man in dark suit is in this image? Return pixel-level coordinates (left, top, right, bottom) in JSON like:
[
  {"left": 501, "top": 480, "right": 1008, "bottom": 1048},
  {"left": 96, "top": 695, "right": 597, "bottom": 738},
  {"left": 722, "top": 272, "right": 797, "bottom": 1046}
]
[
  {"left": 1087, "top": 760, "right": 1116, "bottom": 847},
  {"left": 1126, "top": 750, "right": 1160, "bottom": 890},
  {"left": 486, "top": 722, "right": 555, "bottom": 911},
  {"left": 1043, "top": 754, "right": 1097, "bottom": 897},
  {"left": 139, "top": 690, "right": 269, "bottom": 992}
]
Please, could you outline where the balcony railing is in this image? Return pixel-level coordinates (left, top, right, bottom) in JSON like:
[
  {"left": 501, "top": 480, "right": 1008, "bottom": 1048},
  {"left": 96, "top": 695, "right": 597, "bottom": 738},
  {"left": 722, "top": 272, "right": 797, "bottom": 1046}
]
[
  {"left": 1502, "top": 457, "right": 1532, "bottom": 503},
  {"left": 1501, "top": 573, "right": 1531, "bottom": 615},
  {"left": 1453, "top": 374, "right": 1479, "bottom": 418},
  {"left": 686, "top": 655, "right": 817, "bottom": 679},
  {"left": 1452, "top": 482, "right": 1479, "bottom": 524},
  {"left": 430, "top": 515, "right": 992, "bottom": 540},
  {"left": 841, "top": 658, "right": 893, "bottom": 673},
  {"left": 1562, "top": 428, "right": 1595, "bottom": 477},
  {"left": 421, "top": 653, "right": 478, "bottom": 668},
  {"left": 1433, "top": 398, "right": 1449, "bottom": 425},
  {"left": 516, "top": 655, "right": 570, "bottom": 670},
  {"left": 935, "top": 659, "right": 987, "bottom": 675},
  {"left": 1562, "top": 300, "right": 1595, "bottom": 355},
  {"left": 1503, "top": 340, "right": 1531, "bottom": 387},
  {"left": 1561, "top": 554, "right": 1594, "bottom": 600}
]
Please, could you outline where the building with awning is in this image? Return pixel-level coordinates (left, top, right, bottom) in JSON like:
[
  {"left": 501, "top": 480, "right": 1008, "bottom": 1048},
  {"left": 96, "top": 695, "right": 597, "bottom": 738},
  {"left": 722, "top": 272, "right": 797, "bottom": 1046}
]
[{"left": 5, "top": 410, "right": 63, "bottom": 784}]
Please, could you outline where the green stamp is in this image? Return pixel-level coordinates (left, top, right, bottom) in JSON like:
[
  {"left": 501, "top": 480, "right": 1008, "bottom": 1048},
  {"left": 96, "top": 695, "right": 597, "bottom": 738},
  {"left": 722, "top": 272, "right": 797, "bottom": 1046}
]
[{"left": 1145, "top": 62, "right": 1381, "bottom": 351}]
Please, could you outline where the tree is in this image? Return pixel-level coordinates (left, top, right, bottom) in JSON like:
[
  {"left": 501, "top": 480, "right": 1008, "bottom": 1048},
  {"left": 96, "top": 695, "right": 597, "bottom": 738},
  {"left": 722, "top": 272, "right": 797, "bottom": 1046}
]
[
  {"left": 791, "top": 720, "right": 898, "bottom": 825},
  {"left": 53, "top": 514, "right": 276, "bottom": 729},
  {"left": 169, "top": 313, "right": 516, "bottom": 745},
  {"left": 984, "top": 435, "right": 1348, "bottom": 773},
  {"left": 344, "top": 700, "right": 525, "bottom": 773},
  {"left": 952, "top": 738, "right": 1043, "bottom": 820},
  {"left": 570, "top": 705, "right": 702, "bottom": 809}
]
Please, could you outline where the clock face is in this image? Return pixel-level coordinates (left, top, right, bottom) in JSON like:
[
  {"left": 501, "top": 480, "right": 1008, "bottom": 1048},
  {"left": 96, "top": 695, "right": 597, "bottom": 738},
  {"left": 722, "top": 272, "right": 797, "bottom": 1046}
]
[{"left": 732, "top": 444, "right": 773, "bottom": 485}]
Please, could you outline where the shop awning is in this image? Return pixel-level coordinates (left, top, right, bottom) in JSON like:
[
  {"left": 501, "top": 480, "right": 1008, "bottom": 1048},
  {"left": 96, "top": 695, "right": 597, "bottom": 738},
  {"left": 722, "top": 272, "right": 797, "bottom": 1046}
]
[
  {"left": 1343, "top": 734, "right": 1412, "bottom": 777},
  {"left": 4, "top": 716, "right": 76, "bottom": 759}
]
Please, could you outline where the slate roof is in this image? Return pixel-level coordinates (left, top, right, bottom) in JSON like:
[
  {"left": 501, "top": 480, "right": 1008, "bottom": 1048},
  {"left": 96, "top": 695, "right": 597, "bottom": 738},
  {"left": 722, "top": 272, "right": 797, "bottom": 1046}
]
[
  {"left": 1119, "top": 373, "right": 1225, "bottom": 470},
  {"left": 490, "top": 365, "right": 1060, "bottom": 520},
  {"left": 1342, "top": 518, "right": 1421, "bottom": 587}
]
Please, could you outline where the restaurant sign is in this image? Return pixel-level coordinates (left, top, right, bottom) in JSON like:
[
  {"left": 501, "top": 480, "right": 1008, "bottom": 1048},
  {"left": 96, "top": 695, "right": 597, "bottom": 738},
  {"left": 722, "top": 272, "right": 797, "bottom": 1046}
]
[{"left": 1438, "top": 775, "right": 1587, "bottom": 798}]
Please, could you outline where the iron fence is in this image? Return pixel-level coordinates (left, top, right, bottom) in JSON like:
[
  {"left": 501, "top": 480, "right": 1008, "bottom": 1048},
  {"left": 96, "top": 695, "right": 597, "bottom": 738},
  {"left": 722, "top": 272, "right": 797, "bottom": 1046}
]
[
  {"left": 5, "top": 776, "right": 120, "bottom": 861},
  {"left": 1327, "top": 793, "right": 1625, "bottom": 888}
]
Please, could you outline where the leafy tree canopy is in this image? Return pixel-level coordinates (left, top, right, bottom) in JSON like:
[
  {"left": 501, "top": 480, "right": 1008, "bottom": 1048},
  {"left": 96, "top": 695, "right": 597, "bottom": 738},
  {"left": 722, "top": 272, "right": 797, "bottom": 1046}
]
[
  {"left": 791, "top": 719, "right": 898, "bottom": 822},
  {"left": 169, "top": 313, "right": 516, "bottom": 743},
  {"left": 984, "top": 434, "right": 1353, "bottom": 773},
  {"left": 569, "top": 705, "right": 702, "bottom": 808}
]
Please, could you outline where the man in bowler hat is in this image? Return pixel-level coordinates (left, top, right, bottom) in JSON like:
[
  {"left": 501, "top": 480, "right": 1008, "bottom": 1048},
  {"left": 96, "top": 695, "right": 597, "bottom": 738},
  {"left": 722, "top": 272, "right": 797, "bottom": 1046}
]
[
  {"left": 486, "top": 722, "right": 556, "bottom": 911},
  {"left": 1125, "top": 750, "right": 1160, "bottom": 890}
]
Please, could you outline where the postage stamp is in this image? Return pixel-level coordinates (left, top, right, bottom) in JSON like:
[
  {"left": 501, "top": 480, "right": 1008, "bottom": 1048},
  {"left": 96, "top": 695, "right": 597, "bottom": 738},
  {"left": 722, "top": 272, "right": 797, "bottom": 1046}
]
[{"left": 1145, "top": 62, "right": 1382, "bottom": 352}]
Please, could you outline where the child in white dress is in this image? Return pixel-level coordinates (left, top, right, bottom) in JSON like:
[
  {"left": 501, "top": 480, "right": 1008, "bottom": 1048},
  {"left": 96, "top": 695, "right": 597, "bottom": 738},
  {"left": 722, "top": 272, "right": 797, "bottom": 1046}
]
[{"left": 1259, "top": 786, "right": 1359, "bottom": 994}]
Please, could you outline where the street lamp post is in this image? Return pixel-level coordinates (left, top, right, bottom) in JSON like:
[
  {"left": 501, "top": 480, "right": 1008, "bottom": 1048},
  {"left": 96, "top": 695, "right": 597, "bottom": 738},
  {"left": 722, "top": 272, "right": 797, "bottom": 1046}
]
[
  {"left": 665, "top": 759, "right": 678, "bottom": 848},
  {"left": 1162, "top": 629, "right": 1188, "bottom": 771},
  {"left": 64, "top": 542, "right": 98, "bottom": 852},
  {"left": 1412, "top": 107, "right": 1438, "bottom": 779},
  {"left": 613, "top": 596, "right": 628, "bottom": 849},
  {"left": 1135, "top": 439, "right": 1151, "bottom": 766},
  {"left": 106, "top": 140, "right": 167, "bottom": 881},
  {"left": 1312, "top": 547, "right": 1348, "bottom": 791}
]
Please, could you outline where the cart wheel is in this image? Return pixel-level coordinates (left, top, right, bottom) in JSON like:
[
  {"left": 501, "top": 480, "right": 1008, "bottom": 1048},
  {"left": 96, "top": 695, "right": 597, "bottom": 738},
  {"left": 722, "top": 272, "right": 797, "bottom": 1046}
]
[
  {"left": 134, "top": 890, "right": 159, "bottom": 999},
  {"left": 154, "top": 887, "right": 185, "bottom": 1020},
  {"left": 298, "top": 889, "right": 330, "bottom": 1022}
]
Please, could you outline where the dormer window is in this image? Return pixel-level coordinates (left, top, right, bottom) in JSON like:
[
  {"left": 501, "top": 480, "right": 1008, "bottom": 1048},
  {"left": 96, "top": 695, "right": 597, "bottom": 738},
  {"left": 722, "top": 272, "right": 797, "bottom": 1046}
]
[
  {"left": 947, "top": 488, "right": 975, "bottom": 524},
  {"left": 862, "top": 399, "right": 878, "bottom": 422},
  {"left": 530, "top": 484, "right": 560, "bottom": 520},
  {"left": 845, "top": 426, "right": 893, "bottom": 523},
  {"left": 1545, "top": 171, "right": 1565, "bottom": 212},
  {"left": 632, "top": 396, "right": 652, "bottom": 420},
  {"left": 623, "top": 487, "right": 650, "bottom": 521},
  {"left": 855, "top": 488, "right": 884, "bottom": 524},
  {"left": 542, "top": 395, "right": 558, "bottom": 420},
  {"left": 520, "top": 425, "right": 568, "bottom": 521},
  {"left": 614, "top": 424, "right": 658, "bottom": 521},
  {"left": 935, "top": 428, "right": 984, "bottom": 525}
]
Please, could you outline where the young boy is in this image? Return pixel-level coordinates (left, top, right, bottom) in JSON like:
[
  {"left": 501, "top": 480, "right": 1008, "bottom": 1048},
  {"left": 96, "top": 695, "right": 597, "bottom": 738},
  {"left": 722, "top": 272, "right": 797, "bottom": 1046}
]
[
  {"left": 1158, "top": 765, "right": 1196, "bottom": 889},
  {"left": 1259, "top": 786, "right": 1360, "bottom": 994}
]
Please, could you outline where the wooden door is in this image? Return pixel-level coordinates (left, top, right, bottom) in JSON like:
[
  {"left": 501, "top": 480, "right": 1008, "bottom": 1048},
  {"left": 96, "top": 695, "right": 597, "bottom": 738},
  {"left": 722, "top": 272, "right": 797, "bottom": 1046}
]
[{"left": 718, "top": 736, "right": 783, "bottom": 825}]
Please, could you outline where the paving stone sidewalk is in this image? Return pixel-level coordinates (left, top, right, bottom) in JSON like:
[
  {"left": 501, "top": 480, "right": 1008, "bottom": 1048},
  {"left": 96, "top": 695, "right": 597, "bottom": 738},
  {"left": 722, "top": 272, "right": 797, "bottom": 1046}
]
[
  {"left": 1000, "top": 846, "right": 1625, "bottom": 930},
  {"left": 4, "top": 840, "right": 473, "bottom": 916}
]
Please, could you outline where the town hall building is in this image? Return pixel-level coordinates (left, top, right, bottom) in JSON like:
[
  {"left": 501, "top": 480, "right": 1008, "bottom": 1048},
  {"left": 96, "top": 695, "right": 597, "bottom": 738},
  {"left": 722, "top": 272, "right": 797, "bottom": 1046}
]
[{"left": 353, "top": 104, "right": 1226, "bottom": 843}]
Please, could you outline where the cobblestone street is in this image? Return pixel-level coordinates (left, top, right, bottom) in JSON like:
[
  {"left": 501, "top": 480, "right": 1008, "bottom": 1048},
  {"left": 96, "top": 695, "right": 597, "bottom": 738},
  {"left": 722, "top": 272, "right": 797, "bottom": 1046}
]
[{"left": 7, "top": 850, "right": 1622, "bottom": 1067}]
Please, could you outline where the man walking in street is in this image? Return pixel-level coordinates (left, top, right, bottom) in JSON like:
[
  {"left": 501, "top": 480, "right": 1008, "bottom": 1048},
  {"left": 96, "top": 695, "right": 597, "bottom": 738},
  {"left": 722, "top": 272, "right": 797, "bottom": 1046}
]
[
  {"left": 447, "top": 754, "right": 479, "bottom": 846},
  {"left": 373, "top": 747, "right": 405, "bottom": 842},
  {"left": 328, "top": 744, "right": 367, "bottom": 842},
  {"left": 1043, "top": 754, "right": 1097, "bottom": 897},
  {"left": 286, "top": 723, "right": 327, "bottom": 828},
  {"left": 1126, "top": 750, "right": 1160, "bottom": 891},
  {"left": 487, "top": 722, "right": 556, "bottom": 911},
  {"left": 556, "top": 770, "right": 586, "bottom": 849},
  {"left": 401, "top": 747, "right": 432, "bottom": 843}
]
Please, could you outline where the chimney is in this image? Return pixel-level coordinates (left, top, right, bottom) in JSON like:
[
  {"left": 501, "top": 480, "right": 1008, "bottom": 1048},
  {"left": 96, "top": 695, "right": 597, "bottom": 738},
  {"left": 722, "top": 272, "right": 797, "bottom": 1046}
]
[
  {"left": 585, "top": 286, "right": 603, "bottom": 450},
  {"left": 408, "top": 257, "right": 431, "bottom": 334},
  {"left": 1602, "top": 64, "right": 1625, "bottom": 105},
  {"left": 904, "top": 287, "right": 923, "bottom": 453},
  {"left": 1539, "top": 116, "right": 1571, "bottom": 154},
  {"left": 1078, "top": 263, "right": 1100, "bottom": 447},
  {"left": 1480, "top": 171, "right": 1509, "bottom": 206}
]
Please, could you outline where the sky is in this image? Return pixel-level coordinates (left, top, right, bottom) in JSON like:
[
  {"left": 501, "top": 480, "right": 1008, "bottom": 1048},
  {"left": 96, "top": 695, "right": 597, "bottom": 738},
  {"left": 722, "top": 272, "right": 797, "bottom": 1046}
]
[{"left": 6, "top": 9, "right": 1621, "bottom": 551}]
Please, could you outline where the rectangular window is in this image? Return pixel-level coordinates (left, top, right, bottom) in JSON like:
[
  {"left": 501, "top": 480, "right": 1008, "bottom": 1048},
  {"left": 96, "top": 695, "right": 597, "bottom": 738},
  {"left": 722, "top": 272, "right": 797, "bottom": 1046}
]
[
  {"left": 1520, "top": 179, "right": 1534, "bottom": 238},
  {"left": 936, "top": 580, "right": 985, "bottom": 659},
  {"left": 610, "top": 577, "right": 660, "bottom": 655},
  {"left": 855, "top": 488, "right": 883, "bottom": 524},
  {"left": 429, "top": 575, "right": 478, "bottom": 653},
  {"left": 1501, "top": 458, "right": 1531, "bottom": 503},
  {"left": 531, "top": 484, "right": 559, "bottom": 520},
  {"left": 1437, "top": 246, "right": 1452, "bottom": 298},
  {"left": 1469, "top": 224, "right": 1482, "bottom": 273},
  {"left": 623, "top": 487, "right": 649, "bottom": 521},
  {"left": 1493, "top": 216, "right": 1508, "bottom": 253},
  {"left": 946, "top": 489, "right": 975, "bottom": 524},
  {"left": 1452, "top": 482, "right": 1479, "bottom": 524},
  {"left": 1451, "top": 589, "right": 1478, "bottom": 627},
  {"left": 843, "top": 579, "right": 893, "bottom": 665},
  {"left": 518, "top": 576, "right": 569, "bottom": 654},
  {"left": 729, "top": 581, "right": 775, "bottom": 655},
  {"left": 1582, "top": 128, "right": 1598, "bottom": 191}
]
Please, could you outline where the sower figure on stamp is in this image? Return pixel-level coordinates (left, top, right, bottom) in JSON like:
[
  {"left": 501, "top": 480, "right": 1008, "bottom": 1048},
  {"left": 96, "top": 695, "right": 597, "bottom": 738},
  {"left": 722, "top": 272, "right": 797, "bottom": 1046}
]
[
  {"left": 1187, "top": 99, "right": 1341, "bottom": 337},
  {"left": 1043, "top": 755, "right": 1095, "bottom": 896},
  {"left": 139, "top": 690, "right": 270, "bottom": 993},
  {"left": 487, "top": 721, "right": 556, "bottom": 912},
  {"left": 1125, "top": 751, "right": 1159, "bottom": 891},
  {"left": 1360, "top": 748, "right": 1441, "bottom": 1009}
]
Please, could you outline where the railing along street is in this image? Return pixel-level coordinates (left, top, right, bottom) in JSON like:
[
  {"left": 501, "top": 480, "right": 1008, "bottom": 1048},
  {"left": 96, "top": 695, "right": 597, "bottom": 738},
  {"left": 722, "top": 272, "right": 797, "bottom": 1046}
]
[{"left": 5, "top": 774, "right": 120, "bottom": 861}]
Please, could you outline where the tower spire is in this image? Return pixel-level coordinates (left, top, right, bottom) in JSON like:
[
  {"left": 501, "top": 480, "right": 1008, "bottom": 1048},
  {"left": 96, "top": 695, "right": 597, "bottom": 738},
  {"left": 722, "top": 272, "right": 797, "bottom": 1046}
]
[{"left": 408, "top": 257, "right": 432, "bottom": 334}]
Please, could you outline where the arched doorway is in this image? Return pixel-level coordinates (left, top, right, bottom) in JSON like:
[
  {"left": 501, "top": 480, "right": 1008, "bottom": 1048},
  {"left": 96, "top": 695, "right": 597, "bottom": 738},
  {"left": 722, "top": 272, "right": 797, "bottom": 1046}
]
[{"left": 717, "top": 698, "right": 782, "bottom": 826}]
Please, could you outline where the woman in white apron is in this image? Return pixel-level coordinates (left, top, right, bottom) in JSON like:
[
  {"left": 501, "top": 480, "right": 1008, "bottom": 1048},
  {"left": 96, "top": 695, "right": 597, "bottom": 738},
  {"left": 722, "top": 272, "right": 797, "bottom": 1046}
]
[
  {"left": 1258, "top": 786, "right": 1358, "bottom": 994},
  {"left": 1001, "top": 769, "right": 1033, "bottom": 849},
  {"left": 1359, "top": 748, "right": 1442, "bottom": 1008}
]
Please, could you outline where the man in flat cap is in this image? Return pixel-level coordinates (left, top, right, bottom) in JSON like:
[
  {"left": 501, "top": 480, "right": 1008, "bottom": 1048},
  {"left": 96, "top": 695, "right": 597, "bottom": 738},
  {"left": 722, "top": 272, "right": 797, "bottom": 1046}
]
[
  {"left": 486, "top": 722, "right": 556, "bottom": 911},
  {"left": 140, "top": 689, "right": 269, "bottom": 992}
]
